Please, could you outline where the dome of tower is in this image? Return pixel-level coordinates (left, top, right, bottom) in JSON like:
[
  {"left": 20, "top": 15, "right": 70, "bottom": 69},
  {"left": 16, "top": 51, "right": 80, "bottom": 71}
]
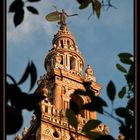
[{"left": 44, "top": 24, "right": 85, "bottom": 76}]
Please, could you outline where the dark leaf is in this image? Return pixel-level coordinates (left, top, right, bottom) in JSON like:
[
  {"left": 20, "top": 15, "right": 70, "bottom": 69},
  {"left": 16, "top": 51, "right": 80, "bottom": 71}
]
[
  {"left": 23, "top": 93, "right": 45, "bottom": 111},
  {"left": 125, "top": 64, "right": 134, "bottom": 91},
  {"left": 27, "top": 6, "right": 39, "bottom": 14},
  {"left": 116, "top": 63, "right": 127, "bottom": 73},
  {"left": 79, "top": 0, "right": 91, "bottom": 9},
  {"left": 7, "top": 74, "right": 17, "bottom": 85},
  {"left": 83, "top": 81, "right": 91, "bottom": 90},
  {"left": 6, "top": 105, "right": 23, "bottom": 134},
  {"left": 85, "top": 131, "right": 101, "bottom": 139},
  {"left": 83, "top": 96, "right": 107, "bottom": 113},
  {"left": 14, "top": 8, "right": 24, "bottom": 27},
  {"left": 107, "top": 81, "right": 116, "bottom": 102},
  {"left": 7, "top": 83, "right": 22, "bottom": 108},
  {"left": 29, "top": 61, "right": 37, "bottom": 91},
  {"left": 82, "top": 119, "right": 101, "bottom": 132},
  {"left": 94, "top": 0, "right": 101, "bottom": 18},
  {"left": 118, "top": 86, "right": 126, "bottom": 99},
  {"left": 94, "top": 96, "right": 107, "bottom": 107},
  {"left": 66, "top": 109, "right": 78, "bottom": 129},
  {"left": 125, "top": 63, "right": 134, "bottom": 88},
  {"left": 91, "top": 1, "right": 95, "bottom": 14},
  {"left": 96, "top": 135, "right": 115, "bottom": 140},
  {"left": 74, "top": 89, "right": 86, "bottom": 95},
  {"left": 115, "top": 107, "right": 129, "bottom": 118},
  {"left": 17, "top": 62, "right": 30, "bottom": 85},
  {"left": 27, "top": 0, "right": 40, "bottom": 2},
  {"left": 120, "top": 58, "right": 133, "bottom": 65},
  {"left": 9, "top": 0, "right": 24, "bottom": 13},
  {"left": 128, "top": 63, "right": 134, "bottom": 76},
  {"left": 86, "top": 88, "right": 95, "bottom": 100},
  {"left": 127, "top": 98, "right": 134, "bottom": 111},
  {"left": 77, "top": 0, "right": 86, "bottom": 4},
  {"left": 118, "top": 53, "right": 133, "bottom": 59},
  {"left": 119, "top": 124, "right": 133, "bottom": 140}
]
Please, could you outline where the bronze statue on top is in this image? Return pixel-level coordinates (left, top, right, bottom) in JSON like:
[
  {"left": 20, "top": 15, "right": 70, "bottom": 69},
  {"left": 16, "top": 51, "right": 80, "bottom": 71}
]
[{"left": 45, "top": 9, "right": 78, "bottom": 26}]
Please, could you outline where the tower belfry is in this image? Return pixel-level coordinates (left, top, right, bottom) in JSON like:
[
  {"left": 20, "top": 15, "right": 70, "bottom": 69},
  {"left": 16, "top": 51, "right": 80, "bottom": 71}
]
[{"left": 15, "top": 10, "right": 107, "bottom": 140}]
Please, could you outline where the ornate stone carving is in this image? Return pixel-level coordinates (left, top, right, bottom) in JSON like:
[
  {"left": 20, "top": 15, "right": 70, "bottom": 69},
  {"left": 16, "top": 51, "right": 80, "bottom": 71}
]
[
  {"left": 22, "top": 127, "right": 28, "bottom": 136},
  {"left": 85, "top": 64, "right": 96, "bottom": 82},
  {"left": 15, "top": 134, "right": 22, "bottom": 140}
]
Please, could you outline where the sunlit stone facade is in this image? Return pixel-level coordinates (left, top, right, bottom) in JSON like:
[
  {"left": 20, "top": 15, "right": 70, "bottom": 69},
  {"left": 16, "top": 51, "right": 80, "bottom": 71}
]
[{"left": 15, "top": 17, "right": 106, "bottom": 140}]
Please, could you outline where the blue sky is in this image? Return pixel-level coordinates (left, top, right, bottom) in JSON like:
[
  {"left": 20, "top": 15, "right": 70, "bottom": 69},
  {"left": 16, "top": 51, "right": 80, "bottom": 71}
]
[{"left": 7, "top": 0, "right": 133, "bottom": 139}]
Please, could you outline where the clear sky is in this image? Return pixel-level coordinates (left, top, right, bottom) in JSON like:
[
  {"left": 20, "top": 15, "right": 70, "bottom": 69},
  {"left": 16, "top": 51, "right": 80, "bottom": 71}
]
[{"left": 7, "top": 0, "right": 133, "bottom": 139}]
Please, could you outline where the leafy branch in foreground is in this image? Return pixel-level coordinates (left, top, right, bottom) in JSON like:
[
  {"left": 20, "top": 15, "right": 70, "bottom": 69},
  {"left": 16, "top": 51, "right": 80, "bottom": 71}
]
[
  {"left": 9, "top": 0, "right": 40, "bottom": 27},
  {"left": 66, "top": 52, "right": 134, "bottom": 140},
  {"left": 6, "top": 61, "right": 45, "bottom": 134},
  {"left": 106, "top": 52, "right": 134, "bottom": 139},
  {"left": 9, "top": 0, "right": 117, "bottom": 27}
]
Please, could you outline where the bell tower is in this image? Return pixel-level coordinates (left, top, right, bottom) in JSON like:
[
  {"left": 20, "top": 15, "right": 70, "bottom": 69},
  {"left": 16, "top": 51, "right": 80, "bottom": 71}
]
[{"left": 15, "top": 10, "right": 106, "bottom": 140}]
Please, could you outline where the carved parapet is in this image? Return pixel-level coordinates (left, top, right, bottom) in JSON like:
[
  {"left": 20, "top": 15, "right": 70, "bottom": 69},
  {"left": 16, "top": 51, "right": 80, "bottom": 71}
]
[
  {"left": 22, "top": 127, "right": 28, "bottom": 137},
  {"left": 96, "top": 124, "right": 110, "bottom": 135},
  {"left": 30, "top": 115, "right": 36, "bottom": 125},
  {"left": 118, "top": 133, "right": 125, "bottom": 140},
  {"left": 15, "top": 134, "right": 22, "bottom": 140}
]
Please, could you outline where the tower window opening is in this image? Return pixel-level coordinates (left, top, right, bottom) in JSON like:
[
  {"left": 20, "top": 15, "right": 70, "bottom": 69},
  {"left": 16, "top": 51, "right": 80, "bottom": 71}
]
[
  {"left": 70, "top": 57, "right": 76, "bottom": 70},
  {"left": 67, "top": 40, "right": 70, "bottom": 46},
  {"left": 70, "top": 94, "right": 85, "bottom": 118},
  {"left": 45, "top": 106, "right": 48, "bottom": 113},
  {"left": 60, "top": 56, "right": 63, "bottom": 64},
  {"left": 70, "top": 100, "right": 80, "bottom": 115},
  {"left": 69, "top": 135, "right": 75, "bottom": 140},
  {"left": 60, "top": 40, "right": 64, "bottom": 48},
  {"left": 53, "top": 130, "right": 59, "bottom": 138},
  {"left": 55, "top": 55, "right": 63, "bottom": 65}
]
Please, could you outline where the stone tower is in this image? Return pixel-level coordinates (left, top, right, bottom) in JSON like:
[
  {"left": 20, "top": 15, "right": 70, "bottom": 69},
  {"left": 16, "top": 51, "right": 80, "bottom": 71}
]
[{"left": 15, "top": 11, "right": 106, "bottom": 140}]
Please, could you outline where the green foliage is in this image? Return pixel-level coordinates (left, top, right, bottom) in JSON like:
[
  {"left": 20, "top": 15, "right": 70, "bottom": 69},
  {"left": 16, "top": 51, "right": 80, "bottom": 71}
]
[
  {"left": 118, "top": 52, "right": 133, "bottom": 58},
  {"left": 17, "top": 61, "right": 37, "bottom": 91},
  {"left": 9, "top": 0, "right": 24, "bottom": 13},
  {"left": 118, "top": 86, "right": 126, "bottom": 99},
  {"left": 107, "top": 81, "right": 116, "bottom": 102},
  {"left": 66, "top": 109, "right": 78, "bottom": 130},
  {"left": 6, "top": 61, "right": 45, "bottom": 134},
  {"left": 94, "top": 0, "right": 101, "bottom": 18},
  {"left": 27, "top": 0, "right": 41, "bottom": 2},
  {"left": 81, "top": 118, "right": 102, "bottom": 139},
  {"left": 116, "top": 63, "right": 127, "bottom": 73},
  {"left": 115, "top": 107, "right": 129, "bottom": 118},
  {"left": 73, "top": 82, "right": 107, "bottom": 114},
  {"left": 84, "top": 131, "right": 101, "bottom": 140},
  {"left": 9, "top": 0, "right": 40, "bottom": 27},
  {"left": 7, "top": 0, "right": 134, "bottom": 138},
  {"left": 27, "top": 6, "right": 39, "bottom": 14},
  {"left": 9, "top": 0, "right": 116, "bottom": 27},
  {"left": 79, "top": 0, "right": 91, "bottom": 9},
  {"left": 82, "top": 96, "right": 107, "bottom": 113},
  {"left": 118, "top": 53, "right": 133, "bottom": 65},
  {"left": 82, "top": 119, "right": 101, "bottom": 132}
]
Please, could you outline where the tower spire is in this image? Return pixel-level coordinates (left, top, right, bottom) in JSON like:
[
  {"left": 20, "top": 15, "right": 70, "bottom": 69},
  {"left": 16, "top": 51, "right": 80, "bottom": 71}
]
[
  {"left": 15, "top": 13, "right": 107, "bottom": 140},
  {"left": 45, "top": 9, "right": 78, "bottom": 30}
]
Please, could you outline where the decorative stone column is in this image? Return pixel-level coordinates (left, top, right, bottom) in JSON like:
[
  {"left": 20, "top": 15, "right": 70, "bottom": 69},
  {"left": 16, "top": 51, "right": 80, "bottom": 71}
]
[
  {"left": 53, "top": 83, "right": 62, "bottom": 110},
  {"left": 89, "top": 111, "right": 96, "bottom": 120}
]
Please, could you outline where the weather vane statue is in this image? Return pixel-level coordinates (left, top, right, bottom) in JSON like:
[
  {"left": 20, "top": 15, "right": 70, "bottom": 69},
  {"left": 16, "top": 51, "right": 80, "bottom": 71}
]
[{"left": 45, "top": 9, "right": 78, "bottom": 27}]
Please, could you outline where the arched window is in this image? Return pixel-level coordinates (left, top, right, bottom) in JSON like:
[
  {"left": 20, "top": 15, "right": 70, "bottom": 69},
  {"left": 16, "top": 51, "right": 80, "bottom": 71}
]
[
  {"left": 70, "top": 94, "right": 85, "bottom": 118},
  {"left": 53, "top": 130, "right": 59, "bottom": 138},
  {"left": 70, "top": 57, "right": 76, "bottom": 70},
  {"left": 60, "top": 40, "right": 64, "bottom": 48},
  {"left": 67, "top": 40, "right": 70, "bottom": 46},
  {"left": 55, "top": 55, "right": 63, "bottom": 65}
]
